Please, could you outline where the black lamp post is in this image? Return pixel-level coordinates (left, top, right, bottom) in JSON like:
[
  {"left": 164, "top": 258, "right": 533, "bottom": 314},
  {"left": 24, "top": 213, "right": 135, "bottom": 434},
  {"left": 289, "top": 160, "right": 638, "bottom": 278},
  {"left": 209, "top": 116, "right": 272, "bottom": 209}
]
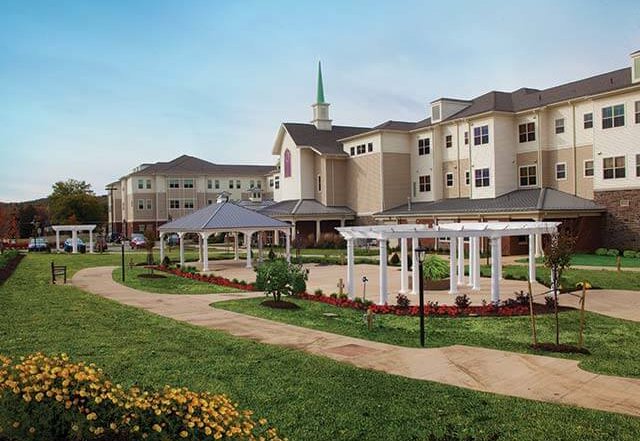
[{"left": 415, "top": 246, "right": 428, "bottom": 347}]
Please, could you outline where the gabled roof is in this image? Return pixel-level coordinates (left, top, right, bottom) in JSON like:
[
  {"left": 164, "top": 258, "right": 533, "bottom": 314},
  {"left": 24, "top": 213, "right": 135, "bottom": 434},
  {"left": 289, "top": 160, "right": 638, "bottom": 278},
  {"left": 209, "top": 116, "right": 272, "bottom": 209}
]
[
  {"left": 282, "top": 123, "right": 370, "bottom": 155},
  {"left": 375, "top": 188, "right": 605, "bottom": 217},
  {"left": 159, "top": 201, "right": 290, "bottom": 232},
  {"left": 129, "top": 155, "right": 274, "bottom": 177},
  {"left": 259, "top": 199, "right": 355, "bottom": 217},
  {"left": 372, "top": 120, "right": 417, "bottom": 131}
]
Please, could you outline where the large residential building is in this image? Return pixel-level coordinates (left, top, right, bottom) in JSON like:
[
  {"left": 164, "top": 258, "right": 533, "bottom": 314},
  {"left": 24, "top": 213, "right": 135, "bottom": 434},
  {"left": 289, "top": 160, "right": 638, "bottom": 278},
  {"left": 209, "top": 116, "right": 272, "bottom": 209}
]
[
  {"left": 268, "top": 53, "right": 640, "bottom": 252},
  {"left": 107, "top": 155, "right": 274, "bottom": 237}
]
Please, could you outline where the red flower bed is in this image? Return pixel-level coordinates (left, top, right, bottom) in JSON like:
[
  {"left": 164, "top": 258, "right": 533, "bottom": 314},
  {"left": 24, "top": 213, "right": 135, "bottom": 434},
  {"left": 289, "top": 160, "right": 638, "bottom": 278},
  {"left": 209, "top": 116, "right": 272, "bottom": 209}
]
[
  {"left": 296, "top": 292, "right": 540, "bottom": 317},
  {"left": 155, "top": 266, "right": 255, "bottom": 291}
]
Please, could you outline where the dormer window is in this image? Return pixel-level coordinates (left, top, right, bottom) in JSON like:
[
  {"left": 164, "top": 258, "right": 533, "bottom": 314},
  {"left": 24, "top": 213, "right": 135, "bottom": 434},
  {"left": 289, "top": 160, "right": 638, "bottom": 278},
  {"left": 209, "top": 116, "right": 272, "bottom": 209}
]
[{"left": 432, "top": 104, "right": 441, "bottom": 122}]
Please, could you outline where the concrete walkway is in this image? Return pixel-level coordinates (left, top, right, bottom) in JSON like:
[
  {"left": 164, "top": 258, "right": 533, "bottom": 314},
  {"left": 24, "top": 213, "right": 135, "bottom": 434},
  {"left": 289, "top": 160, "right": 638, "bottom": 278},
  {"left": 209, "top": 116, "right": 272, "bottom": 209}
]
[{"left": 71, "top": 266, "right": 640, "bottom": 418}]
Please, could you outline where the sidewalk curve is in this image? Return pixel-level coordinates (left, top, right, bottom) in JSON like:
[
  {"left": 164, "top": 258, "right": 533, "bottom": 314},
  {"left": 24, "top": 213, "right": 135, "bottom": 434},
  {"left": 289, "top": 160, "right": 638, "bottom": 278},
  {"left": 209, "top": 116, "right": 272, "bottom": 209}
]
[{"left": 71, "top": 266, "right": 640, "bottom": 418}]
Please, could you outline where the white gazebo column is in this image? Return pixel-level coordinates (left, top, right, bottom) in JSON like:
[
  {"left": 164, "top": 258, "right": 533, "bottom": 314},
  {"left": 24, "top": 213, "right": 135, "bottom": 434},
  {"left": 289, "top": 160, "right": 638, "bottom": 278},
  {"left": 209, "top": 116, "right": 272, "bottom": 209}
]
[
  {"left": 245, "top": 231, "right": 254, "bottom": 269},
  {"left": 490, "top": 237, "right": 500, "bottom": 303},
  {"left": 472, "top": 236, "right": 481, "bottom": 291},
  {"left": 201, "top": 233, "right": 211, "bottom": 272},
  {"left": 285, "top": 229, "right": 291, "bottom": 263},
  {"left": 274, "top": 230, "right": 280, "bottom": 246},
  {"left": 72, "top": 229, "right": 78, "bottom": 254},
  {"left": 233, "top": 232, "right": 239, "bottom": 260},
  {"left": 411, "top": 237, "right": 419, "bottom": 295},
  {"left": 55, "top": 230, "right": 60, "bottom": 252},
  {"left": 399, "top": 237, "right": 408, "bottom": 294},
  {"left": 315, "top": 220, "right": 321, "bottom": 245},
  {"left": 258, "top": 232, "right": 263, "bottom": 263},
  {"left": 457, "top": 237, "right": 464, "bottom": 286},
  {"left": 197, "top": 235, "right": 203, "bottom": 264},
  {"left": 159, "top": 233, "right": 165, "bottom": 263},
  {"left": 178, "top": 232, "right": 185, "bottom": 268},
  {"left": 448, "top": 237, "right": 457, "bottom": 294},
  {"left": 89, "top": 229, "right": 94, "bottom": 253},
  {"left": 528, "top": 233, "right": 536, "bottom": 284},
  {"left": 346, "top": 238, "right": 355, "bottom": 299},
  {"left": 378, "top": 239, "right": 388, "bottom": 305}
]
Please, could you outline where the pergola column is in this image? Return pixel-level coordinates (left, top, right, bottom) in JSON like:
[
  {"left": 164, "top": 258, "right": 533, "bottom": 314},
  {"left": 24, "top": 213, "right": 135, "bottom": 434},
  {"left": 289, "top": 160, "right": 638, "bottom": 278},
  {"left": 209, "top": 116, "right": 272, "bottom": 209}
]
[
  {"left": 448, "top": 236, "right": 457, "bottom": 294},
  {"left": 497, "top": 237, "right": 503, "bottom": 280},
  {"left": 246, "top": 231, "right": 254, "bottom": 269},
  {"left": 378, "top": 239, "right": 388, "bottom": 305},
  {"left": 472, "top": 236, "right": 481, "bottom": 291},
  {"left": 457, "top": 237, "right": 464, "bottom": 286},
  {"left": 72, "top": 229, "right": 78, "bottom": 254},
  {"left": 399, "top": 237, "right": 408, "bottom": 294},
  {"left": 89, "top": 229, "right": 94, "bottom": 253},
  {"left": 411, "top": 237, "right": 419, "bottom": 295},
  {"left": 528, "top": 233, "right": 536, "bottom": 284},
  {"left": 346, "top": 238, "right": 355, "bottom": 299},
  {"left": 201, "top": 233, "right": 211, "bottom": 272},
  {"left": 490, "top": 237, "right": 500, "bottom": 303},
  {"left": 535, "top": 233, "right": 543, "bottom": 258},
  {"left": 467, "top": 237, "right": 474, "bottom": 287},
  {"left": 55, "top": 230, "right": 60, "bottom": 252},
  {"left": 285, "top": 229, "right": 291, "bottom": 263},
  {"left": 159, "top": 233, "right": 165, "bottom": 263},
  {"left": 178, "top": 232, "right": 186, "bottom": 268}
]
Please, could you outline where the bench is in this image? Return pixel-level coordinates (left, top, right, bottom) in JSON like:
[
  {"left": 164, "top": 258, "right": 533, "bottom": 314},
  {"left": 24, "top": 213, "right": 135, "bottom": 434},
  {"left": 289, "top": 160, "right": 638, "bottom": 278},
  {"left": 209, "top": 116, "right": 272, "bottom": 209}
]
[{"left": 51, "top": 262, "right": 67, "bottom": 284}]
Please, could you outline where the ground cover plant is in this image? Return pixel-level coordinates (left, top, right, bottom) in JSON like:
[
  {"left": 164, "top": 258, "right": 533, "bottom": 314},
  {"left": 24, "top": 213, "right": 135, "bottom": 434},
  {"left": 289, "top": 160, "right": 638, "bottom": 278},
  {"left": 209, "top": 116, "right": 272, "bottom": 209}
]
[
  {"left": 0, "top": 250, "right": 23, "bottom": 285},
  {"left": 112, "top": 266, "right": 242, "bottom": 294},
  {"left": 2, "top": 254, "right": 640, "bottom": 440}
]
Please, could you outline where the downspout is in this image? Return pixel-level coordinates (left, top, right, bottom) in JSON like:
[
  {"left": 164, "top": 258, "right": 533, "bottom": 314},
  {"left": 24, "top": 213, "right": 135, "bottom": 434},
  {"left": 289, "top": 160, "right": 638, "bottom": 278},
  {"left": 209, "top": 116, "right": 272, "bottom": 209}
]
[
  {"left": 467, "top": 120, "right": 472, "bottom": 198},
  {"left": 537, "top": 109, "right": 543, "bottom": 188},
  {"left": 456, "top": 122, "right": 461, "bottom": 198},
  {"left": 155, "top": 175, "right": 159, "bottom": 237},
  {"left": 571, "top": 101, "right": 577, "bottom": 196}
]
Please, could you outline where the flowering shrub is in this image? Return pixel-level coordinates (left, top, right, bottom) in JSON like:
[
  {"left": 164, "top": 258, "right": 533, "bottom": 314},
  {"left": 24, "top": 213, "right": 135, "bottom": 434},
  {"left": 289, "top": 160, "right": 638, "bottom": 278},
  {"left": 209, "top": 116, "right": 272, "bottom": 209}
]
[
  {"left": 296, "top": 292, "right": 535, "bottom": 317},
  {"left": 0, "top": 353, "right": 284, "bottom": 440},
  {"left": 157, "top": 266, "right": 255, "bottom": 291}
]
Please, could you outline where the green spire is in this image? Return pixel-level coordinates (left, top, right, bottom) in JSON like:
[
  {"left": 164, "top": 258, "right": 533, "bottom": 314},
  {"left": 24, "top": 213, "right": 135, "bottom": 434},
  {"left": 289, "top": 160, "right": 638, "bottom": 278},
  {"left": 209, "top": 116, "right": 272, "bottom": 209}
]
[{"left": 316, "top": 61, "right": 325, "bottom": 104}]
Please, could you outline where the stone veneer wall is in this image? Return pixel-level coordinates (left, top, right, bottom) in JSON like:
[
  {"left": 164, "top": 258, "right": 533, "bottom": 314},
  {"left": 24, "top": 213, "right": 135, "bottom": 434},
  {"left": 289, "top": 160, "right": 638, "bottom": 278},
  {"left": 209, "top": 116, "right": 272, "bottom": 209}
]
[{"left": 594, "top": 189, "right": 640, "bottom": 250}]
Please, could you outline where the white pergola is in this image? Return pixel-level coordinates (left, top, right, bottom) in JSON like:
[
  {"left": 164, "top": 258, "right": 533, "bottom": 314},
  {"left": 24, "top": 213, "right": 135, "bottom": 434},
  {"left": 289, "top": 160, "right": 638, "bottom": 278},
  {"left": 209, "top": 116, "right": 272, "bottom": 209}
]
[
  {"left": 158, "top": 201, "right": 293, "bottom": 271},
  {"left": 51, "top": 224, "right": 97, "bottom": 253},
  {"left": 336, "top": 221, "right": 560, "bottom": 305}
]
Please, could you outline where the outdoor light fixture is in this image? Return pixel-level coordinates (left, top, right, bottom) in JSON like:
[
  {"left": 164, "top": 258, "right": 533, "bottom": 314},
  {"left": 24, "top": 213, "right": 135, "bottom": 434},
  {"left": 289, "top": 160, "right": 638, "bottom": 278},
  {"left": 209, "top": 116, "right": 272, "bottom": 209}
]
[{"left": 415, "top": 246, "right": 428, "bottom": 347}]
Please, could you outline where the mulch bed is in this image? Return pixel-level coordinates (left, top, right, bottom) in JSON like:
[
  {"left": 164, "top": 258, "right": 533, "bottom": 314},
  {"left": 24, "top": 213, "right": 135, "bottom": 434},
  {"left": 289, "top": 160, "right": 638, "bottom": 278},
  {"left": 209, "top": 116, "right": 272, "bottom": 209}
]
[
  {"left": 261, "top": 300, "right": 301, "bottom": 310},
  {"left": 531, "top": 343, "right": 591, "bottom": 355},
  {"left": 137, "top": 273, "right": 167, "bottom": 279},
  {"left": 0, "top": 253, "right": 25, "bottom": 285}
]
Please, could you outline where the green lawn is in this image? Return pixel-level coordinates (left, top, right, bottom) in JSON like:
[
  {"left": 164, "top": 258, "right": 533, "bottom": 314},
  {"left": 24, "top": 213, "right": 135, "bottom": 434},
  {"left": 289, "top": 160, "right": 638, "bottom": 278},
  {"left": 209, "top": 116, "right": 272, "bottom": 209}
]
[
  {"left": 270, "top": 247, "right": 379, "bottom": 257},
  {"left": 111, "top": 266, "right": 241, "bottom": 294},
  {"left": 1, "top": 254, "right": 640, "bottom": 440},
  {"left": 479, "top": 264, "right": 640, "bottom": 291},
  {"left": 215, "top": 296, "right": 640, "bottom": 378},
  {"left": 514, "top": 253, "right": 640, "bottom": 268}
]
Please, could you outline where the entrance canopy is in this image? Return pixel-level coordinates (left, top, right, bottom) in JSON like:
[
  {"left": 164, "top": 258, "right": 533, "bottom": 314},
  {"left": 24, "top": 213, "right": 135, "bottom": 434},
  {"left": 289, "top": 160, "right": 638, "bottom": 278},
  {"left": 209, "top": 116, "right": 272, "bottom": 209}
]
[
  {"left": 336, "top": 221, "right": 560, "bottom": 305},
  {"left": 158, "top": 201, "right": 293, "bottom": 270},
  {"left": 51, "top": 224, "right": 97, "bottom": 253}
]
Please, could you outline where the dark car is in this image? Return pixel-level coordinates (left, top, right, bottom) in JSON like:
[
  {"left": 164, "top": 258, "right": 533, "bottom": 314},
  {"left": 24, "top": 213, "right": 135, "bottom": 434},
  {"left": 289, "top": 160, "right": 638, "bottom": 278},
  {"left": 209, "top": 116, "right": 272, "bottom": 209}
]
[
  {"left": 107, "top": 232, "right": 123, "bottom": 244},
  {"left": 63, "top": 238, "right": 86, "bottom": 253},
  {"left": 28, "top": 237, "right": 50, "bottom": 252}
]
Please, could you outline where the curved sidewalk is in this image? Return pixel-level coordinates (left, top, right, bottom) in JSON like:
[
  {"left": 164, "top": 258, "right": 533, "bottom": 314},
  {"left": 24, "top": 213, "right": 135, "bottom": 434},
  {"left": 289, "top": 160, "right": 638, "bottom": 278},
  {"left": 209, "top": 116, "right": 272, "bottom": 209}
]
[{"left": 72, "top": 266, "right": 640, "bottom": 418}]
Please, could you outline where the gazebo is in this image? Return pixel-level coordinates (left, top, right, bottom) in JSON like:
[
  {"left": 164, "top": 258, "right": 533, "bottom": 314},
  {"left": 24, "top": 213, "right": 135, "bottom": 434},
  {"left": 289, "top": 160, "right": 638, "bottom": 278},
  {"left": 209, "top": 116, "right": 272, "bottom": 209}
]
[
  {"left": 336, "top": 221, "right": 559, "bottom": 305},
  {"left": 158, "top": 200, "right": 293, "bottom": 271},
  {"left": 51, "top": 224, "right": 97, "bottom": 253}
]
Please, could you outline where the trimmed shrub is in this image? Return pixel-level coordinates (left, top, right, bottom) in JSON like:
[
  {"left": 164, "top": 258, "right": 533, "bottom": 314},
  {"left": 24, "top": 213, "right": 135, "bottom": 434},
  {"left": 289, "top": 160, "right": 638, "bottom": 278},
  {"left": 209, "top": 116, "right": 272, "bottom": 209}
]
[
  {"left": 454, "top": 294, "right": 472, "bottom": 310},
  {"left": 396, "top": 293, "right": 411, "bottom": 308},
  {"left": 595, "top": 248, "right": 608, "bottom": 256},
  {"left": 314, "top": 288, "right": 324, "bottom": 296},
  {"left": 423, "top": 254, "right": 449, "bottom": 281},
  {"left": 607, "top": 249, "right": 620, "bottom": 257},
  {"left": 389, "top": 252, "right": 400, "bottom": 265},
  {"left": 623, "top": 250, "right": 637, "bottom": 258}
]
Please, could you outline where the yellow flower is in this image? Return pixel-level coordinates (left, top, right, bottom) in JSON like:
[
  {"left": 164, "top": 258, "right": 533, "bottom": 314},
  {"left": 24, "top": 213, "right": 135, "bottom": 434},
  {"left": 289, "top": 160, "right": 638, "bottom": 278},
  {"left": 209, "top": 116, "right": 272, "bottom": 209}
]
[
  {"left": 152, "top": 424, "right": 162, "bottom": 433},
  {"left": 87, "top": 412, "right": 98, "bottom": 421},
  {"left": 71, "top": 424, "right": 79, "bottom": 432},
  {"left": 12, "top": 422, "right": 20, "bottom": 429},
  {"left": 28, "top": 427, "right": 36, "bottom": 434},
  {"left": 179, "top": 430, "right": 189, "bottom": 438}
]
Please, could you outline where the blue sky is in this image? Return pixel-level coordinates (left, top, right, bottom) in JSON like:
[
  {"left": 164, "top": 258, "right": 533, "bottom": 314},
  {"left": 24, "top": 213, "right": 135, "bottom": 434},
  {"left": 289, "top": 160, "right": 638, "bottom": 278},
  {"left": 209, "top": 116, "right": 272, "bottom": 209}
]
[{"left": 1, "top": 0, "right": 639, "bottom": 201}]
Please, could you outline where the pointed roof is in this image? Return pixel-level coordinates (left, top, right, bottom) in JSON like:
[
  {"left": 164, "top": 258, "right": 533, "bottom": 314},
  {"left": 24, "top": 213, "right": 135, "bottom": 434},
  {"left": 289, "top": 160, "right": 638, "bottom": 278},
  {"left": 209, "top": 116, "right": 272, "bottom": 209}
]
[
  {"left": 159, "top": 201, "right": 290, "bottom": 232},
  {"left": 316, "top": 61, "right": 325, "bottom": 104},
  {"left": 128, "top": 154, "right": 274, "bottom": 177}
]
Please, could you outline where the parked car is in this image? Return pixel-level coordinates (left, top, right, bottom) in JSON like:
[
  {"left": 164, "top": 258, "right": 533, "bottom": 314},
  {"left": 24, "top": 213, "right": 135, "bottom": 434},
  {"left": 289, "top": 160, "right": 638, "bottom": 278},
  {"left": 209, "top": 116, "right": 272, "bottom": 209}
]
[
  {"left": 63, "top": 238, "right": 86, "bottom": 253},
  {"left": 166, "top": 234, "right": 180, "bottom": 246},
  {"left": 28, "top": 237, "right": 50, "bottom": 252},
  {"left": 130, "top": 233, "right": 147, "bottom": 250},
  {"left": 107, "top": 232, "right": 123, "bottom": 244}
]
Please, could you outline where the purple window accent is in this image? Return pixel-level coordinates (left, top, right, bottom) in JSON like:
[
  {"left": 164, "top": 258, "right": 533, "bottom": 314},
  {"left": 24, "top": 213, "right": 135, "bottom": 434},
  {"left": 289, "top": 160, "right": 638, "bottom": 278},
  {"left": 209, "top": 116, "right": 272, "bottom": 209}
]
[{"left": 284, "top": 149, "right": 291, "bottom": 178}]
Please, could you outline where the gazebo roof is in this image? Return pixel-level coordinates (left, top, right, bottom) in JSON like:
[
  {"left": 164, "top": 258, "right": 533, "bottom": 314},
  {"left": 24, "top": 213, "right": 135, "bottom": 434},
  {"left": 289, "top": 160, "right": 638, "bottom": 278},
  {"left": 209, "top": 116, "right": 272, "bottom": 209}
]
[{"left": 158, "top": 201, "right": 291, "bottom": 233}]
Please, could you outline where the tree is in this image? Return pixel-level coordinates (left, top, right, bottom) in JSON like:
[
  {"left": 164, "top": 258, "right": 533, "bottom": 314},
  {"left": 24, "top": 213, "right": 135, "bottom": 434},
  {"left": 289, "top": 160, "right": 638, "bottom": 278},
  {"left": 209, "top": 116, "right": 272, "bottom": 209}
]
[
  {"left": 49, "top": 180, "right": 107, "bottom": 225},
  {"left": 143, "top": 228, "right": 156, "bottom": 265},
  {"left": 543, "top": 230, "right": 577, "bottom": 345},
  {"left": 255, "top": 259, "right": 308, "bottom": 303}
]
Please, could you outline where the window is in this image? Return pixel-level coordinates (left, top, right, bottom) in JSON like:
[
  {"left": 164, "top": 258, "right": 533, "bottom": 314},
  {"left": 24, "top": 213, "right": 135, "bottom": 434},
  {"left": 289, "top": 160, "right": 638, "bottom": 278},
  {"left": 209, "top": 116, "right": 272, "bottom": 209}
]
[
  {"left": 317, "top": 175, "right": 322, "bottom": 192},
  {"left": 228, "top": 180, "right": 234, "bottom": 189},
  {"left": 603, "top": 156, "right": 625, "bottom": 179},
  {"left": 584, "top": 113, "right": 593, "bottom": 129},
  {"left": 269, "top": 178, "right": 274, "bottom": 188},
  {"left": 445, "top": 172, "right": 454, "bottom": 187},
  {"left": 445, "top": 135, "right": 452, "bottom": 148},
  {"left": 473, "top": 125, "right": 489, "bottom": 145},
  {"left": 517, "top": 236, "right": 529, "bottom": 245},
  {"left": 602, "top": 104, "right": 625, "bottom": 128},
  {"left": 137, "top": 179, "right": 144, "bottom": 189},
  {"left": 169, "top": 199, "right": 180, "bottom": 209},
  {"left": 250, "top": 180, "right": 255, "bottom": 188},
  {"left": 146, "top": 199, "right": 152, "bottom": 210},
  {"left": 465, "top": 171, "right": 470, "bottom": 186},
  {"left": 464, "top": 131, "right": 469, "bottom": 145},
  {"left": 215, "top": 179, "right": 220, "bottom": 189},
  {"left": 169, "top": 179, "right": 180, "bottom": 189},
  {"left": 635, "top": 101, "right": 640, "bottom": 124},
  {"left": 235, "top": 180, "right": 240, "bottom": 189},
  {"left": 207, "top": 179, "right": 213, "bottom": 189},
  {"left": 555, "top": 118, "right": 565, "bottom": 134},
  {"left": 519, "top": 165, "right": 537, "bottom": 187},
  {"left": 284, "top": 149, "right": 292, "bottom": 177},
  {"left": 257, "top": 181, "right": 261, "bottom": 189},
  {"left": 556, "top": 163, "right": 567, "bottom": 180},
  {"left": 584, "top": 160, "right": 594, "bottom": 177},
  {"left": 137, "top": 199, "right": 144, "bottom": 210},
  {"left": 367, "top": 142, "right": 373, "bottom": 152},
  {"left": 356, "top": 144, "right": 366, "bottom": 154},
  {"left": 183, "top": 179, "right": 194, "bottom": 189},
  {"left": 418, "top": 138, "right": 430, "bottom": 155},
  {"left": 146, "top": 179, "right": 151, "bottom": 189},
  {"left": 207, "top": 199, "right": 213, "bottom": 205},
  {"left": 518, "top": 122, "right": 535, "bottom": 142},
  {"left": 419, "top": 175, "right": 431, "bottom": 192},
  {"left": 637, "top": 154, "right": 640, "bottom": 177},
  {"left": 184, "top": 199, "right": 194, "bottom": 209},
  {"left": 474, "top": 168, "right": 490, "bottom": 187},
  {"left": 350, "top": 147, "right": 355, "bottom": 156},
  {"left": 274, "top": 176, "right": 280, "bottom": 189}
]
